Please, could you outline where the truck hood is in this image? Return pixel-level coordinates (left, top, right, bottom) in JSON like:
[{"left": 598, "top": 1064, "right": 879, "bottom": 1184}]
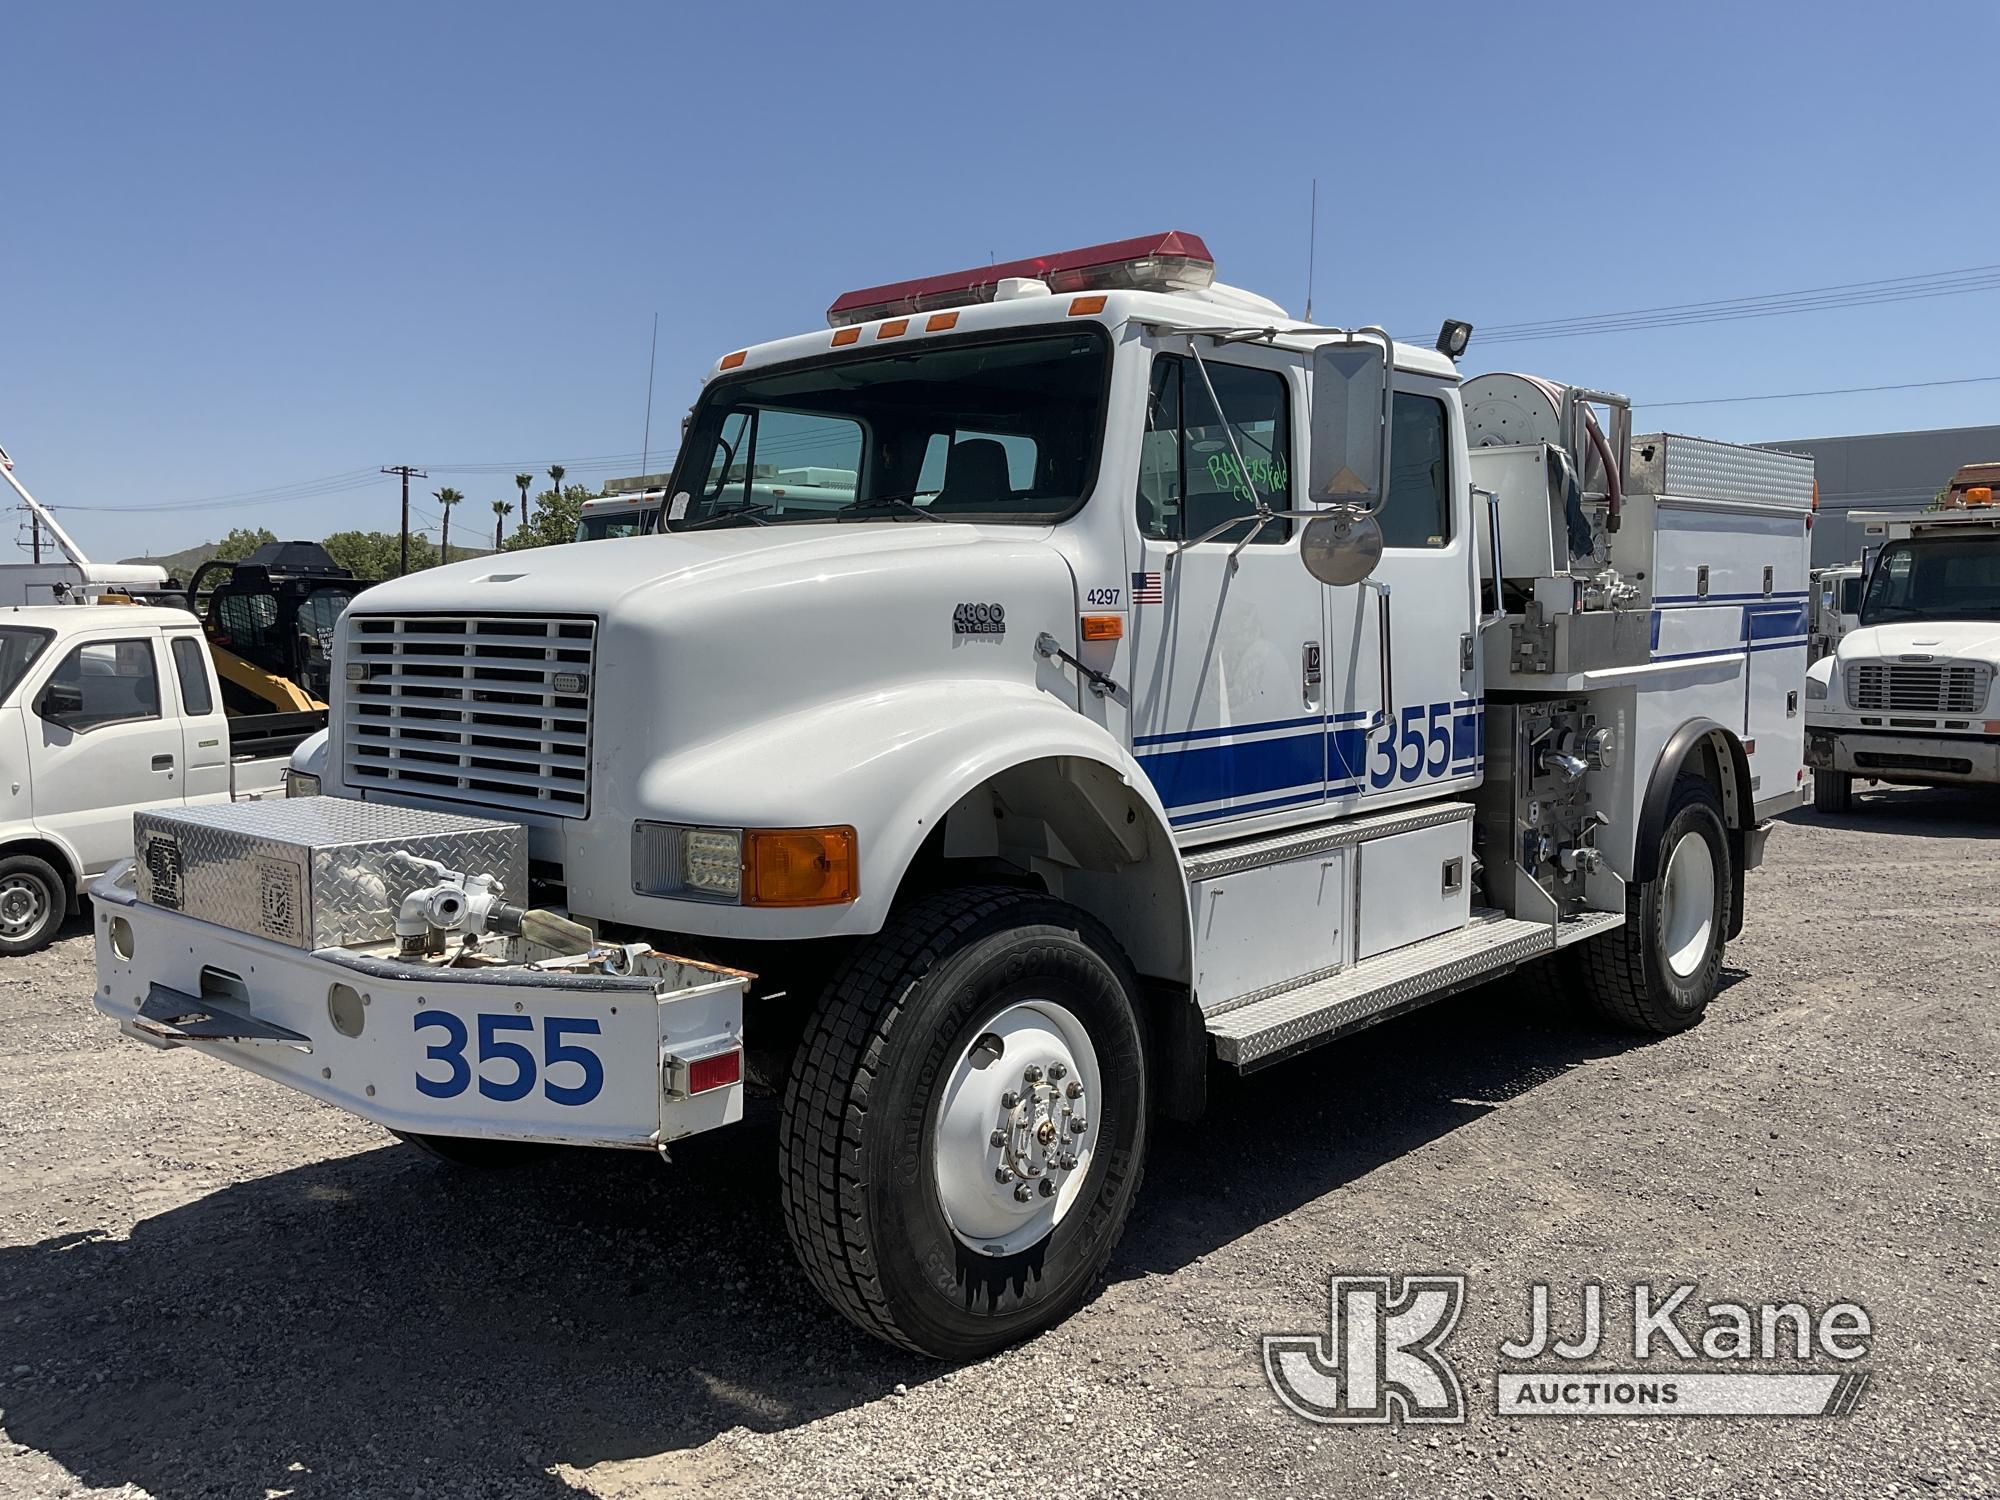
[
  {"left": 347, "top": 524, "right": 1051, "bottom": 617},
  {"left": 1837, "top": 621, "right": 2000, "bottom": 667}
]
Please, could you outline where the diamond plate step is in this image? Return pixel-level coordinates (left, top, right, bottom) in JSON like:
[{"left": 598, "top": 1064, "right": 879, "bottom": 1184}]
[{"left": 1208, "top": 908, "right": 1624, "bottom": 1069}]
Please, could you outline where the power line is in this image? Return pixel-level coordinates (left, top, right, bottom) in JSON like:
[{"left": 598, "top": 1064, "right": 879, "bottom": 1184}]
[
  {"left": 1640, "top": 373, "right": 2000, "bottom": 409},
  {"left": 1464, "top": 264, "right": 2000, "bottom": 347}
]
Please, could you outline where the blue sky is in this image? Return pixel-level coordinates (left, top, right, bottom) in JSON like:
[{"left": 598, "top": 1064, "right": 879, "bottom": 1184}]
[{"left": 5, "top": 0, "right": 1996, "bottom": 560}]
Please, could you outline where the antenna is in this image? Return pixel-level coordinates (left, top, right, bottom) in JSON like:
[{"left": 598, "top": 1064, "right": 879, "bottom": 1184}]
[
  {"left": 1304, "top": 177, "right": 1318, "bottom": 322},
  {"left": 639, "top": 312, "right": 660, "bottom": 479}
]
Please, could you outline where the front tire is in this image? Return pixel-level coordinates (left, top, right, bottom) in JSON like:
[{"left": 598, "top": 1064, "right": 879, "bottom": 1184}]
[
  {"left": 1570, "top": 773, "right": 1730, "bottom": 1034},
  {"left": 780, "top": 886, "right": 1148, "bottom": 1360},
  {"left": 1812, "top": 769, "right": 1853, "bottom": 814},
  {"left": 0, "top": 854, "right": 69, "bottom": 957}
]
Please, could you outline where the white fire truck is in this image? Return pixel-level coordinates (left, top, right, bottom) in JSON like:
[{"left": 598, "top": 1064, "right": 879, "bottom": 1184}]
[
  {"left": 92, "top": 233, "right": 1809, "bottom": 1359},
  {"left": 1806, "top": 493, "right": 2000, "bottom": 810}
]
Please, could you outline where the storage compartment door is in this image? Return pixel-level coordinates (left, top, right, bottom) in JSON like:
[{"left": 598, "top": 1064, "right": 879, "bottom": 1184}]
[
  {"left": 1355, "top": 819, "right": 1474, "bottom": 960},
  {"left": 1191, "top": 850, "right": 1347, "bottom": 1013}
]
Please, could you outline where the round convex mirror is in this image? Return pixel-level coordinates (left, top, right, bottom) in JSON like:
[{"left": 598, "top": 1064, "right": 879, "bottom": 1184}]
[{"left": 1300, "top": 509, "right": 1384, "bottom": 586}]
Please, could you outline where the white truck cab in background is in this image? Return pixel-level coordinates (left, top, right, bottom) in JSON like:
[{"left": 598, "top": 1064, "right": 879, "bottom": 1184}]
[
  {"left": 1806, "top": 502, "right": 2000, "bottom": 810},
  {"left": 92, "top": 233, "right": 1809, "bottom": 1359},
  {"left": 0, "top": 606, "right": 292, "bottom": 953}
]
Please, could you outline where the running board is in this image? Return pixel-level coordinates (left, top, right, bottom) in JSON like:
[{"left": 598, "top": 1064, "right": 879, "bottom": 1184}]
[{"left": 1207, "top": 909, "right": 1624, "bottom": 1071}]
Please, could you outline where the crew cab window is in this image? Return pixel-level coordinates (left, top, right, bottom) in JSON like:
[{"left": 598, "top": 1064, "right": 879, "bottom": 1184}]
[
  {"left": 0, "top": 626, "right": 53, "bottom": 705},
  {"left": 675, "top": 330, "right": 1109, "bottom": 527},
  {"left": 169, "top": 636, "right": 214, "bottom": 716},
  {"left": 37, "top": 637, "right": 161, "bottom": 732},
  {"left": 1137, "top": 355, "right": 1292, "bottom": 544},
  {"left": 916, "top": 430, "right": 1038, "bottom": 497},
  {"left": 1378, "top": 393, "right": 1452, "bottom": 549}
]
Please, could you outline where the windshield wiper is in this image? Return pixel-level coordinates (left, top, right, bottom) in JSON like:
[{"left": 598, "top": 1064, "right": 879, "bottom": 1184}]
[
  {"left": 681, "top": 502, "right": 774, "bottom": 530},
  {"left": 835, "top": 493, "right": 943, "bottom": 522}
]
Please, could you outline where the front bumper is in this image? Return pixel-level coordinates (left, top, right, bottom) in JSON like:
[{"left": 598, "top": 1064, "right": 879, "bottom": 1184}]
[
  {"left": 1806, "top": 727, "right": 2000, "bottom": 786},
  {"left": 91, "top": 865, "right": 748, "bottom": 1150}
]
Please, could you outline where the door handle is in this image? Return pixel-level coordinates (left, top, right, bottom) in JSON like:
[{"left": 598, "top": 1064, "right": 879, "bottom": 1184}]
[
  {"left": 1364, "top": 579, "right": 1394, "bottom": 736},
  {"left": 151, "top": 754, "right": 175, "bottom": 771}
]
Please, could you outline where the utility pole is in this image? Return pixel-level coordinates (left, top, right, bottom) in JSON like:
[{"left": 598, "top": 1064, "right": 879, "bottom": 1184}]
[
  {"left": 29, "top": 510, "right": 41, "bottom": 564},
  {"left": 381, "top": 465, "right": 428, "bottom": 576}
]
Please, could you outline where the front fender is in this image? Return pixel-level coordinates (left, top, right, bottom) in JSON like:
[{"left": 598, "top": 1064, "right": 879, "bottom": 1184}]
[{"left": 576, "top": 682, "right": 1186, "bottom": 950}]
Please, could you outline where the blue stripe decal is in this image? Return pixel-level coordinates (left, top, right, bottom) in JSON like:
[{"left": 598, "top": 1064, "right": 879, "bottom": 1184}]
[
  {"left": 1138, "top": 696, "right": 1485, "bottom": 818},
  {"left": 1136, "top": 731, "right": 1326, "bottom": 810},
  {"left": 1656, "top": 590, "right": 1808, "bottom": 605}
]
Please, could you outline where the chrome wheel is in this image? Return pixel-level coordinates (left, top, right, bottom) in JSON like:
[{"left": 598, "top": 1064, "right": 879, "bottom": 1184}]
[
  {"left": 0, "top": 873, "right": 51, "bottom": 942},
  {"left": 932, "top": 999, "right": 1101, "bottom": 1258},
  {"left": 1659, "top": 829, "right": 1717, "bottom": 980}
]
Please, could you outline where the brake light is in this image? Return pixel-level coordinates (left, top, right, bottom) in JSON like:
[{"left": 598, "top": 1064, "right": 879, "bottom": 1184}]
[
  {"left": 686, "top": 1049, "right": 742, "bottom": 1095},
  {"left": 826, "top": 231, "right": 1215, "bottom": 327}
]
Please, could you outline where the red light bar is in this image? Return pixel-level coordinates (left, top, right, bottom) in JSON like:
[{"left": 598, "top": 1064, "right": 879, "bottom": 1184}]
[
  {"left": 827, "top": 231, "right": 1215, "bottom": 327},
  {"left": 686, "top": 1049, "right": 742, "bottom": 1095}
]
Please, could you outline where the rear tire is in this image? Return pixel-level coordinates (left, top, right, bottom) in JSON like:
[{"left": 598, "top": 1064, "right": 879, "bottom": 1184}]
[
  {"left": 1569, "top": 773, "right": 1730, "bottom": 1035},
  {"left": 0, "top": 854, "right": 69, "bottom": 957},
  {"left": 780, "top": 886, "right": 1147, "bottom": 1360},
  {"left": 1812, "top": 770, "right": 1853, "bottom": 814},
  {"left": 391, "top": 1131, "right": 552, "bottom": 1169}
]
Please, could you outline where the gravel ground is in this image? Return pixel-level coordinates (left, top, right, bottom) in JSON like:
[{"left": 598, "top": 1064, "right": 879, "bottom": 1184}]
[{"left": 2, "top": 785, "right": 1995, "bottom": 1499}]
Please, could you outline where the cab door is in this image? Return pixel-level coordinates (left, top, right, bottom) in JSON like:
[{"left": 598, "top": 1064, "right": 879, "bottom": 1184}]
[
  {"left": 1125, "top": 346, "right": 1329, "bottom": 834},
  {"left": 27, "top": 630, "right": 185, "bottom": 875},
  {"left": 1341, "top": 381, "right": 1482, "bottom": 809},
  {"left": 166, "top": 631, "right": 231, "bottom": 803}
]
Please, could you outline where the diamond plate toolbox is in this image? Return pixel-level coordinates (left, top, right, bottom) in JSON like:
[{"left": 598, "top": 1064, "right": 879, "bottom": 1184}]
[{"left": 132, "top": 798, "right": 528, "bottom": 950}]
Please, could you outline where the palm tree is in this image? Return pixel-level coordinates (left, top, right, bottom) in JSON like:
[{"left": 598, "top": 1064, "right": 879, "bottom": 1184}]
[
  {"left": 492, "top": 499, "right": 511, "bottom": 550},
  {"left": 434, "top": 487, "right": 464, "bottom": 562},
  {"left": 547, "top": 464, "right": 566, "bottom": 505},
  {"left": 514, "top": 472, "right": 534, "bottom": 528}
]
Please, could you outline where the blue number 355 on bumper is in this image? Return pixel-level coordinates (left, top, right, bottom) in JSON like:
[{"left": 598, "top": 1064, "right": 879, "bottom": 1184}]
[{"left": 90, "top": 864, "right": 750, "bottom": 1151}]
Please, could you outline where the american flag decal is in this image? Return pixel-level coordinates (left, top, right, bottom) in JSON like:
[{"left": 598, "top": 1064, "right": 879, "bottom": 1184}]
[{"left": 1131, "top": 571, "right": 1163, "bottom": 604}]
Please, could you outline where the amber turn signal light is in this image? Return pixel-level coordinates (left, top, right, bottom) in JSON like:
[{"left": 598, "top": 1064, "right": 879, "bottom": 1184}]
[
  {"left": 743, "top": 826, "right": 859, "bottom": 907},
  {"left": 1080, "top": 614, "right": 1124, "bottom": 641}
]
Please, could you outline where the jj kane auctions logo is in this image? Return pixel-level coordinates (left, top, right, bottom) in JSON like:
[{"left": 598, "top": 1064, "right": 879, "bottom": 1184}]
[{"left": 1264, "top": 1275, "right": 1873, "bottom": 1423}]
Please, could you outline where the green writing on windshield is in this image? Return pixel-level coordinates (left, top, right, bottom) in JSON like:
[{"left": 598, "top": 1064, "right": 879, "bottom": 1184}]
[{"left": 1206, "top": 450, "right": 1289, "bottom": 504}]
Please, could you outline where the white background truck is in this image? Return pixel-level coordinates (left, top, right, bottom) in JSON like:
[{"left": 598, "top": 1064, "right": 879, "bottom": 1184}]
[
  {"left": 1806, "top": 504, "right": 2000, "bottom": 810},
  {"left": 1, "top": 605, "right": 304, "bottom": 954},
  {"left": 92, "top": 233, "right": 1809, "bottom": 1359}
]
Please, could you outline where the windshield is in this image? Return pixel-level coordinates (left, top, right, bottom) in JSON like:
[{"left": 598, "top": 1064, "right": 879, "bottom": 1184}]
[
  {"left": 1860, "top": 536, "right": 2000, "bottom": 625},
  {"left": 0, "top": 626, "right": 53, "bottom": 704},
  {"left": 575, "top": 508, "right": 655, "bottom": 542},
  {"left": 670, "top": 329, "right": 1109, "bottom": 528}
]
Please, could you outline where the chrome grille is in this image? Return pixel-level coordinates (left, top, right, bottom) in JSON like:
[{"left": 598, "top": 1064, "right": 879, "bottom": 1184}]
[
  {"left": 342, "top": 614, "right": 596, "bottom": 817},
  {"left": 1846, "top": 660, "right": 1991, "bottom": 715}
]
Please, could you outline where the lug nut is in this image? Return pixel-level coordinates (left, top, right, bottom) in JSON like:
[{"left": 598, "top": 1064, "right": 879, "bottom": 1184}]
[
  {"left": 1047, "top": 1062, "right": 1067, "bottom": 1081},
  {"left": 990, "top": 1129, "right": 1007, "bottom": 1148},
  {"left": 1000, "top": 1090, "right": 1019, "bottom": 1109},
  {"left": 1038, "top": 1178, "right": 1056, "bottom": 1199},
  {"left": 1070, "top": 1116, "right": 1086, "bottom": 1135},
  {"left": 1013, "top": 1183, "right": 1033, "bottom": 1202},
  {"left": 1022, "top": 1064, "right": 1043, "bottom": 1084},
  {"left": 994, "top": 1166, "right": 1013, "bottom": 1183},
  {"left": 1059, "top": 1152, "right": 1077, "bottom": 1170},
  {"left": 1065, "top": 1081, "right": 1083, "bottom": 1099}
]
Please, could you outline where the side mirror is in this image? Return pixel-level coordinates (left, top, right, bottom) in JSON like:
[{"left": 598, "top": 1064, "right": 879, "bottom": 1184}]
[
  {"left": 1300, "top": 510, "right": 1384, "bottom": 586},
  {"left": 1308, "top": 342, "right": 1391, "bottom": 511}
]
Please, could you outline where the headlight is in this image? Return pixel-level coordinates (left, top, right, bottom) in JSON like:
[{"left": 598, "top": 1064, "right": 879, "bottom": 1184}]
[
  {"left": 284, "top": 769, "right": 322, "bottom": 797},
  {"left": 633, "top": 822, "right": 858, "bottom": 906},
  {"left": 1805, "top": 677, "right": 1828, "bottom": 701}
]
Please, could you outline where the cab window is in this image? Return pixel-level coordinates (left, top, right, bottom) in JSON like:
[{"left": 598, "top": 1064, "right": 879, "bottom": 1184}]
[
  {"left": 1379, "top": 393, "right": 1452, "bottom": 549},
  {"left": 1137, "top": 355, "right": 1292, "bottom": 544},
  {"left": 36, "top": 637, "right": 162, "bottom": 732},
  {"left": 169, "top": 636, "right": 214, "bottom": 716}
]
